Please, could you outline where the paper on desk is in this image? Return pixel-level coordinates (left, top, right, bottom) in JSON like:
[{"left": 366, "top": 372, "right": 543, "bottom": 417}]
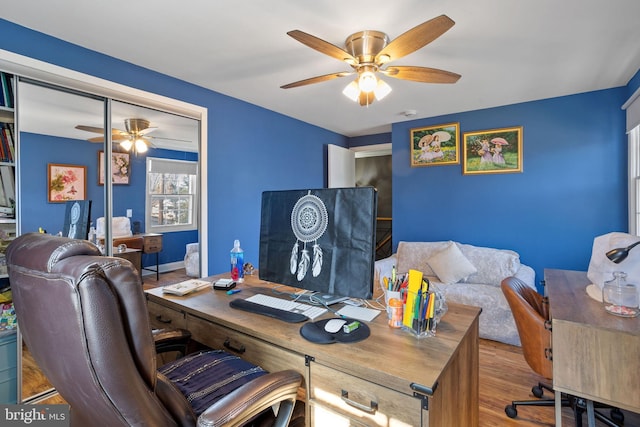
[
  {"left": 162, "top": 279, "right": 210, "bottom": 296},
  {"left": 336, "top": 305, "right": 381, "bottom": 322}
]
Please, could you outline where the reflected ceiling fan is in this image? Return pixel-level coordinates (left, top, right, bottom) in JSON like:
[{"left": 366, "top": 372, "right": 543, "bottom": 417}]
[
  {"left": 281, "top": 14, "right": 461, "bottom": 106},
  {"left": 75, "top": 118, "right": 186, "bottom": 153}
]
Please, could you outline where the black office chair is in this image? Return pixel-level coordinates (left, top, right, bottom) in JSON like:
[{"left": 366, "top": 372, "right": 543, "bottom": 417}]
[
  {"left": 501, "top": 277, "right": 623, "bottom": 426},
  {"left": 7, "top": 233, "right": 303, "bottom": 426}
]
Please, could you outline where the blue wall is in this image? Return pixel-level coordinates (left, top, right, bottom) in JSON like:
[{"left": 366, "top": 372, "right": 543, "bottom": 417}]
[
  {"left": 0, "top": 18, "right": 347, "bottom": 274},
  {"left": 390, "top": 88, "right": 628, "bottom": 286}
]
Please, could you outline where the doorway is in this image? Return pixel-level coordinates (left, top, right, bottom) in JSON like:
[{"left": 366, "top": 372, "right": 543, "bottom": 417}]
[{"left": 327, "top": 143, "right": 392, "bottom": 260}]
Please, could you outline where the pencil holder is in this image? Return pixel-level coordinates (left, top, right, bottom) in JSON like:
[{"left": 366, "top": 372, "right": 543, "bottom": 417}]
[
  {"left": 383, "top": 289, "right": 402, "bottom": 316},
  {"left": 401, "top": 288, "right": 447, "bottom": 338}
]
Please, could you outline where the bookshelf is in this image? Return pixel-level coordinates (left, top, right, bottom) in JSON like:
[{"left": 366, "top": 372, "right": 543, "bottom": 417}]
[{"left": 0, "top": 72, "right": 15, "bottom": 279}]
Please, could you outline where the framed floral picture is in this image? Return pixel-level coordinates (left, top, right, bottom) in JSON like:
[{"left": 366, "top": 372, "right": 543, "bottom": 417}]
[
  {"left": 48, "top": 164, "right": 87, "bottom": 203},
  {"left": 463, "top": 126, "right": 523, "bottom": 175},
  {"left": 410, "top": 122, "right": 460, "bottom": 167},
  {"left": 99, "top": 151, "right": 130, "bottom": 185}
]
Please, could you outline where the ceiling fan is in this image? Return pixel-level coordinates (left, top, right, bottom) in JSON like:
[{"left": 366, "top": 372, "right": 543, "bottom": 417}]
[
  {"left": 75, "top": 118, "right": 177, "bottom": 153},
  {"left": 281, "top": 14, "right": 461, "bottom": 106}
]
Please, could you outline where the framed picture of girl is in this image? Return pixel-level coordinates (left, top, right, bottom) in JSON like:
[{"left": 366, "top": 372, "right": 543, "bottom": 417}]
[
  {"left": 463, "top": 126, "right": 523, "bottom": 175},
  {"left": 410, "top": 122, "right": 460, "bottom": 167}
]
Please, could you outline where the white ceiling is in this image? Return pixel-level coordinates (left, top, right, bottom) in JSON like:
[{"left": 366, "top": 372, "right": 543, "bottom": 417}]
[{"left": 3, "top": 0, "right": 640, "bottom": 138}]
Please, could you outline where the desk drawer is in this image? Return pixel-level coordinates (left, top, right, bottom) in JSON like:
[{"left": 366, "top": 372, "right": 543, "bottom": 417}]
[
  {"left": 186, "top": 314, "right": 307, "bottom": 379},
  {"left": 147, "top": 300, "right": 186, "bottom": 330},
  {"left": 143, "top": 235, "right": 163, "bottom": 253},
  {"left": 309, "top": 361, "right": 422, "bottom": 427}
]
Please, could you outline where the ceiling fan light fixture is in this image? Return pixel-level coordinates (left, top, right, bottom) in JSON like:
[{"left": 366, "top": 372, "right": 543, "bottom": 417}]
[
  {"left": 120, "top": 139, "right": 133, "bottom": 151},
  {"left": 342, "top": 80, "right": 360, "bottom": 102},
  {"left": 358, "top": 70, "right": 377, "bottom": 93},
  {"left": 135, "top": 138, "right": 148, "bottom": 153},
  {"left": 374, "top": 79, "right": 392, "bottom": 100}
]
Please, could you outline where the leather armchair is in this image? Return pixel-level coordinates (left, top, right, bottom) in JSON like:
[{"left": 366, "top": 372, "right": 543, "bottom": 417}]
[{"left": 7, "top": 233, "right": 302, "bottom": 426}]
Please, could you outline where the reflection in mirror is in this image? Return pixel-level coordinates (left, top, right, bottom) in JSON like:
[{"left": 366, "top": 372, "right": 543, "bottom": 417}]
[
  {"left": 110, "top": 100, "right": 200, "bottom": 278},
  {"left": 17, "top": 79, "right": 105, "bottom": 402}
]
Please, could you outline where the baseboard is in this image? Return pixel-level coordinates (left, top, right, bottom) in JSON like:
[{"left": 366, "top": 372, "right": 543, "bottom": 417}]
[{"left": 142, "top": 260, "right": 184, "bottom": 276}]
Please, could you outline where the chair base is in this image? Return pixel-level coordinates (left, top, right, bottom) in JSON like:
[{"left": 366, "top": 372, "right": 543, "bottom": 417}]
[{"left": 505, "top": 382, "right": 624, "bottom": 427}]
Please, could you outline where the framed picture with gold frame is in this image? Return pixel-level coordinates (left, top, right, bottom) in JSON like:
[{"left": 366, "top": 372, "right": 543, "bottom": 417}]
[
  {"left": 463, "top": 126, "right": 523, "bottom": 175},
  {"left": 410, "top": 122, "right": 460, "bottom": 167}
]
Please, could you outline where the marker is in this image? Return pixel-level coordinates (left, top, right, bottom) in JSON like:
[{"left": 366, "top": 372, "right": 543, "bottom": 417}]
[{"left": 227, "top": 289, "right": 241, "bottom": 295}]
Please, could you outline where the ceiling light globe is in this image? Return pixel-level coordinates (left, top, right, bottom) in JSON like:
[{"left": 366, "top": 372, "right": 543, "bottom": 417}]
[
  {"left": 135, "top": 139, "right": 148, "bottom": 153},
  {"left": 358, "top": 71, "right": 377, "bottom": 93},
  {"left": 120, "top": 139, "right": 133, "bottom": 151},
  {"left": 342, "top": 80, "right": 360, "bottom": 102}
]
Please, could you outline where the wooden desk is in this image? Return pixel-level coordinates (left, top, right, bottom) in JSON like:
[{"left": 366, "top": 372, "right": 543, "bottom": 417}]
[
  {"left": 145, "top": 274, "right": 481, "bottom": 426},
  {"left": 545, "top": 269, "right": 640, "bottom": 426}
]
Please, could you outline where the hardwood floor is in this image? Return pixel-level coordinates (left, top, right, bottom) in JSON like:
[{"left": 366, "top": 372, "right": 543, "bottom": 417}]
[{"left": 22, "top": 269, "right": 640, "bottom": 425}]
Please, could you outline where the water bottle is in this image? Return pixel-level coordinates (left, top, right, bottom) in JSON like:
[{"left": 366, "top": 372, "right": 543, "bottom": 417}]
[
  {"left": 230, "top": 239, "right": 244, "bottom": 282},
  {"left": 88, "top": 224, "right": 96, "bottom": 245}
]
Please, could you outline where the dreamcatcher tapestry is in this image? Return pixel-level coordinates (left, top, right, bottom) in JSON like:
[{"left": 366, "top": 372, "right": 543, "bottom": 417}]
[{"left": 259, "top": 187, "right": 377, "bottom": 300}]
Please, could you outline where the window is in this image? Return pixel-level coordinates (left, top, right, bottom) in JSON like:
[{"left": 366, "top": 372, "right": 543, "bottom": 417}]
[{"left": 146, "top": 157, "right": 198, "bottom": 232}]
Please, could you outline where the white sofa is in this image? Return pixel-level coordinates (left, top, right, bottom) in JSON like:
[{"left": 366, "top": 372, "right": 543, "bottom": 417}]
[{"left": 375, "top": 241, "right": 536, "bottom": 346}]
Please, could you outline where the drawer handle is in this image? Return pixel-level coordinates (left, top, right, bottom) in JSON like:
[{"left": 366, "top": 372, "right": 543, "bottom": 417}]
[
  {"left": 155, "top": 315, "right": 172, "bottom": 324},
  {"left": 341, "top": 390, "right": 378, "bottom": 414},
  {"left": 224, "top": 338, "right": 246, "bottom": 354}
]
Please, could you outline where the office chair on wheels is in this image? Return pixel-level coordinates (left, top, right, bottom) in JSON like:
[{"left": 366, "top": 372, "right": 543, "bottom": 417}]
[
  {"left": 501, "top": 277, "right": 623, "bottom": 427},
  {"left": 7, "top": 233, "right": 302, "bottom": 427}
]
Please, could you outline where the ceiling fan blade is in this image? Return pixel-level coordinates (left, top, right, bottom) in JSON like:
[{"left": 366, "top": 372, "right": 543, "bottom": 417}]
[
  {"left": 358, "top": 91, "right": 375, "bottom": 106},
  {"left": 375, "top": 15, "right": 455, "bottom": 64},
  {"left": 76, "top": 125, "right": 131, "bottom": 136},
  {"left": 383, "top": 66, "right": 461, "bottom": 83},
  {"left": 147, "top": 135, "right": 193, "bottom": 143},
  {"left": 287, "top": 30, "right": 358, "bottom": 65},
  {"left": 86, "top": 134, "right": 131, "bottom": 143},
  {"left": 138, "top": 127, "right": 158, "bottom": 136},
  {"left": 281, "top": 71, "right": 353, "bottom": 89},
  {"left": 75, "top": 125, "right": 105, "bottom": 134}
]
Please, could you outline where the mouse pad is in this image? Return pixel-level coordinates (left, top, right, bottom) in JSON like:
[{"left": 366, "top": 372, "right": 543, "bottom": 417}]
[{"left": 299, "top": 318, "right": 370, "bottom": 344}]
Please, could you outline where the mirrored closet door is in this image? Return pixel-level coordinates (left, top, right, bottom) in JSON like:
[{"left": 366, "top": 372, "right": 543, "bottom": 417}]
[{"left": 15, "top": 78, "right": 201, "bottom": 403}]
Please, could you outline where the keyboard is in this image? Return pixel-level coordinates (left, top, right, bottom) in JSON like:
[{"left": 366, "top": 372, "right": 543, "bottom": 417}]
[{"left": 230, "top": 293, "right": 328, "bottom": 322}]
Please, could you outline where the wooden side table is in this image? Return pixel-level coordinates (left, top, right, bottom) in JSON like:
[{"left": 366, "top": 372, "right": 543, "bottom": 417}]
[{"left": 140, "top": 233, "right": 162, "bottom": 280}]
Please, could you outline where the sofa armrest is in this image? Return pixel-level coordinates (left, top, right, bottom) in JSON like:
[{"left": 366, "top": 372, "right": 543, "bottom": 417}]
[{"left": 514, "top": 264, "right": 536, "bottom": 290}]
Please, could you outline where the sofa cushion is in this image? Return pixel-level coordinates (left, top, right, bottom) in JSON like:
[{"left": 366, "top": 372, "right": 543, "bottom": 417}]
[
  {"left": 427, "top": 242, "right": 477, "bottom": 284},
  {"left": 457, "top": 243, "right": 521, "bottom": 286},
  {"left": 396, "top": 241, "right": 450, "bottom": 276}
]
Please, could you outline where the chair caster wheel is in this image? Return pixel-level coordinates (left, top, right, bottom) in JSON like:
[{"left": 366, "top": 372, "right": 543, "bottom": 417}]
[
  {"left": 532, "top": 385, "right": 544, "bottom": 398},
  {"left": 611, "top": 408, "right": 624, "bottom": 423},
  {"left": 505, "top": 404, "right": 517, "bottom": 418}
]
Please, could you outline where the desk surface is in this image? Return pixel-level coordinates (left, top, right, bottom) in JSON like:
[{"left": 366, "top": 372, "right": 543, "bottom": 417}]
[
  {"left": 546, "top": 269, "right": 640, "bottom": 336},
  {"left": 545, "top": 268, "right": 640, "bottom": 416},
  {"left": 146, "top": 273, "right": 481, "bottom": 426}
]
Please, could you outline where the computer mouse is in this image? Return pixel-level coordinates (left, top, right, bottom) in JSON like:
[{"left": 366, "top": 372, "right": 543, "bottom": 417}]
[{"left": 324, "top": 318, "right": 347, "bottom": 333}]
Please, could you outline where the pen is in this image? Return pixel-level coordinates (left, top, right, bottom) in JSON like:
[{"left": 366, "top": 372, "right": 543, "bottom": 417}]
[
  {"left": 391, "top": 265, "right": 396, "bottom": 285},
  {"left": 227, "top": 289, "right": 241, "bottom": 295}
]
